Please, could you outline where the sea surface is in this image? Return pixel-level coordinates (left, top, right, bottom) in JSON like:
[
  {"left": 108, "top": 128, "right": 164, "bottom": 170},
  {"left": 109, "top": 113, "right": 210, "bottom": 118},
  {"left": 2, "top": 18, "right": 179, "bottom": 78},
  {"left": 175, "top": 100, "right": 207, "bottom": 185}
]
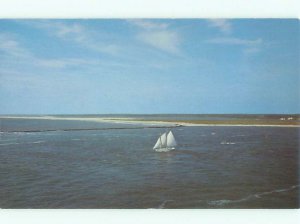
[{"left": 0, "top": 115, "right": 299, "bottom": 208}]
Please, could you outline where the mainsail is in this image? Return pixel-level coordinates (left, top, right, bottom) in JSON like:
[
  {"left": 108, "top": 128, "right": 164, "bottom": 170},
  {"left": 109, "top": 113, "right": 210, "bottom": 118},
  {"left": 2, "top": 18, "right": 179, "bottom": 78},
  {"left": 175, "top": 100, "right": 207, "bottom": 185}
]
[
  {"left": 160, "top": 133, "right": 167, "bottom": 148},
  {"left": 153, "top": 131, "right": 177, "bottom": 150},
  {"left": 153, "top": 138, "right": 161, "bottom": 149},
  {"left": 167, "top": 131, "right": 177, "bottom": 147}
]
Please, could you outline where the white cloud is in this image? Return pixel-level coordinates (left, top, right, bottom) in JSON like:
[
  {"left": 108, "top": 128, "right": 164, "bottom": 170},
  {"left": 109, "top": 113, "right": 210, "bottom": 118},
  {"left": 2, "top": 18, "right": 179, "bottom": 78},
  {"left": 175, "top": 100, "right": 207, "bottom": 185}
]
[
  {"left": 20, "top": 20, "right": 120, "bottom": 56},
  {"left": 207, "top": 19, "right": 232, "bottom": 34},
  {"left": 129, "top": 19, "right": 181, "bottom": 54},
  {"left": 36, "top": 58, "right": 97, "bottom": 68},
  {"left": 206, "top": 20, "right": 263, "bottom": 55},
  {"left": 128, "top": 20, "right": 169, "bottom": 30},
  {"left": 206, "top": 37, "right": 262, "bottom": 45},
  {"left": 243, "top": 47, "right": 261, "bottom": 55},
  {"left": 21, "top": 21, "right": 85, "bottom": 39},
  {"left": 137, "top": 30, "right": 180, "bottom": 54},
  {"left": 206, "top": 37, "right": 263, "bottom": 55},
  {"left": 0, "top": 33, "right": 30, "bottom": 58},
  {"left": 0, "top": 33, "right": 101, "bottom": 69},
  {"left": 55, "top": 23, "right": 84, "bottom": 38}
]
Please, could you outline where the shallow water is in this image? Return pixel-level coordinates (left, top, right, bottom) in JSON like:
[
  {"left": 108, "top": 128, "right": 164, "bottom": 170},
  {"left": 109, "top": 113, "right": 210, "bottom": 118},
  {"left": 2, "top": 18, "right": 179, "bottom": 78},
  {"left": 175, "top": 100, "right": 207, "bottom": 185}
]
[{"left": 0, "top": 117, "right": 299, "bottom": 208}]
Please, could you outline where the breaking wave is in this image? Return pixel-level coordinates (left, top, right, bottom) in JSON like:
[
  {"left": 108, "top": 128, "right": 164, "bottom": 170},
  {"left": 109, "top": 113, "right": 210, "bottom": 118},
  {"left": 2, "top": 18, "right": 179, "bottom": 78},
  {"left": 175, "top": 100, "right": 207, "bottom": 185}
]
[
  {"left": 158, "top": 200, "right": 174, "bottom": 208},
  {"left": 220, "top": 141, "right": 236, "bottom": 145},
  {"left": 32, "top": 141, "right": 46, "bottom": 144},
  {"left": 231, "top": 134, "right": 246, "bottom": 137},
  {"left": 0, "top": 141, "right": 46, "bottom": 146},
  {"left": 154, "top": 148, "right": 175, "bottom": 153},
  {"left": 0, "top": 142, "right": 21, "bottom": 146},
  {"left": 208, "top": 185, "right": 299, "bottom": 206}
]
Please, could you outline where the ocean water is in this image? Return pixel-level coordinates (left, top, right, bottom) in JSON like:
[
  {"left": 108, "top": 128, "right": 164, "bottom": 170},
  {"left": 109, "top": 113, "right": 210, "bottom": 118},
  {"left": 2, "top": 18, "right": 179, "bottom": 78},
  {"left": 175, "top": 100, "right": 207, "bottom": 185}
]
[{"left": 0, "top": 116, "right": 299, "bottom": 208}]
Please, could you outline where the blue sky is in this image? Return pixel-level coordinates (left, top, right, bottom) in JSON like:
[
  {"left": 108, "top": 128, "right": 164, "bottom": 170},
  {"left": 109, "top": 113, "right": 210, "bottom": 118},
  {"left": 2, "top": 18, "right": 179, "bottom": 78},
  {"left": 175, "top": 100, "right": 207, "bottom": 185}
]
[{"left": 0, "top": 19, "right": 299, "bottom": 114}]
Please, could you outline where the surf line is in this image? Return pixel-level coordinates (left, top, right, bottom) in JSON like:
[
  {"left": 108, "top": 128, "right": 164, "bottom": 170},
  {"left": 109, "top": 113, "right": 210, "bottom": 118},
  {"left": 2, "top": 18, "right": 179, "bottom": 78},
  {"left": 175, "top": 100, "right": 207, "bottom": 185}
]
[
  {"left": 3, "top": 125, "right": 183, "bottom": 133},
  {"left": 208, "top": 184, "right": 299, "bottom": 206}
]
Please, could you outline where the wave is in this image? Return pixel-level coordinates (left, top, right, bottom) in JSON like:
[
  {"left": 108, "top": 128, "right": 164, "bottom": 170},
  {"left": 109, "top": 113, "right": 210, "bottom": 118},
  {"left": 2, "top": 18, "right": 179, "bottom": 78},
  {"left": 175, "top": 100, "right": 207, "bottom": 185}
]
[
  {"left": 208, "top": 185, "right": 299, "bottom": 206},
  {"left": 154, "top": 148, "right": 175, "bottom": 153},
  {"left": 0, "top": 142, "right": 21, "bottom": 146},
  {"left": 0, "top": 139, "right": 18, "bottom": 142},
  {"left": 0, "top": 140, "right": 46, "bottom": 146},
  {"left": 4, "top": 132, "right": 44, "bottom": 136},
  {"left": 32, "top": 141, "right": 46, "bottom": 144},
  {"left": 158, "top": 200, "right": 174, "bottom": 208},
  {"left": 220, "top": 141, "right": 236, "bottom": 145},
  {"left": 208, "top": 196, "right": 253, "bottom": 206},
  {"left": 256, "top": 185, "right": 299, "bottom": 197},
  {"left": 173, "top": 150, "right": 203, "bottom": 159}
]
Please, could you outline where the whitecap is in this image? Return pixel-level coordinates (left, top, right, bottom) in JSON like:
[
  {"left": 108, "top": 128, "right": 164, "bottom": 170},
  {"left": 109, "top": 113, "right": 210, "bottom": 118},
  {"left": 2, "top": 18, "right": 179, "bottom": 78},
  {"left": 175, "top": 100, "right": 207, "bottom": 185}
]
[
  {"left": 208, "top": 195, "right": 254, "bottom": 206},
  {"left": 32, "top": 141, "right": 46, "bottom": 144},
  {"left": 0, "top": 140, "right": 46, "bottom": 146},
  {"left": 0, "top": 142, "right": 21, "bottom": 146},
  {"left": 154, "top": 147, "right": 175, "bottom": 152},
  {"left": 208, "top": 199, "right": 232, "bottom": 206},
  {"left": 158, "top": 200, "right": 174, "bottom": 208},
  {"left": 257, "top": 185, "right": 299, "bottom": 197},
  {"left": 231, "top": 134, "right": 246, "bottom": 137},
  {"left": 208, "top": 185, "right": 299, "bottom": 206},
  {"left": 220, "top": 141, "right": 236, "bottom": 145}
]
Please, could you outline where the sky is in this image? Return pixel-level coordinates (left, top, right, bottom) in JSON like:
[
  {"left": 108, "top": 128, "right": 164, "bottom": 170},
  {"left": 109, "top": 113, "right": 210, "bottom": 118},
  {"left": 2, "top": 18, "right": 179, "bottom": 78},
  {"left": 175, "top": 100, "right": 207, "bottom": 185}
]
[{"left": 0, "top": 19, "right": 299, "bottom": 114}]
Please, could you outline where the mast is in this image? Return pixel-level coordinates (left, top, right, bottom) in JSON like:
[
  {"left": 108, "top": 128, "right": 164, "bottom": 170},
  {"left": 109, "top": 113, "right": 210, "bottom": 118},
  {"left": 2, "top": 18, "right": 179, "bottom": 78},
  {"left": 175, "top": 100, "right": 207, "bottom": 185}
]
[{"left": 159, "top": 135, "right": 162, "bottom": 149}]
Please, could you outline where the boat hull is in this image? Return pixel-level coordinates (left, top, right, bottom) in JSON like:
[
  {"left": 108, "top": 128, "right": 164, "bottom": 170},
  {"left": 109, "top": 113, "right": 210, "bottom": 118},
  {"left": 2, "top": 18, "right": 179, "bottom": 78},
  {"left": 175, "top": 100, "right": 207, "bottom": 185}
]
[{"left": 154, "top": 147, "right": 175, "bottom": 152}]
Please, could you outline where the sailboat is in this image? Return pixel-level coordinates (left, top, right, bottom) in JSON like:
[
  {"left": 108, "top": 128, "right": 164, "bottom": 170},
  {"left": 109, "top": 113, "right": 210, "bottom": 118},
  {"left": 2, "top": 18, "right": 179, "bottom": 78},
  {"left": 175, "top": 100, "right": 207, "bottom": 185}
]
[{"left": 153, "top": 130, "right": 177, "bottom": 152}]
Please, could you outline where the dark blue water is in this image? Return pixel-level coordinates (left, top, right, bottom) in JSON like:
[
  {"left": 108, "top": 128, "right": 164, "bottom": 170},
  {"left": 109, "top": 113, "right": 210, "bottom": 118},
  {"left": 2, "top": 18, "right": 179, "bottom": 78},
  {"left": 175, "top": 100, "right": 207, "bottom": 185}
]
[{"left": 0, "top": 117, "right": 299, "bottom": 208}]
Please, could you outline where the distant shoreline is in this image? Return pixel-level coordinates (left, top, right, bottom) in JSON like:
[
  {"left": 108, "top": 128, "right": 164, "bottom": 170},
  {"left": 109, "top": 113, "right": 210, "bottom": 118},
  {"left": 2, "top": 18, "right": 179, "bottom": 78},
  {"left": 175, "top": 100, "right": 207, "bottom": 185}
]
[{"left": 1, "top": 115, "right": 299, "bottom": 128}]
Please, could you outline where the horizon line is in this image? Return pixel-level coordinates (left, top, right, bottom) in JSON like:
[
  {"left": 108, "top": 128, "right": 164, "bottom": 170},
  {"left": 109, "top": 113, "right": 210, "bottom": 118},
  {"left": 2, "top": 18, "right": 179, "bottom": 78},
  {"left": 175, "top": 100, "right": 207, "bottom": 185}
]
[{"left": 1, "top": 113, "right": 299, "bottom": 116}]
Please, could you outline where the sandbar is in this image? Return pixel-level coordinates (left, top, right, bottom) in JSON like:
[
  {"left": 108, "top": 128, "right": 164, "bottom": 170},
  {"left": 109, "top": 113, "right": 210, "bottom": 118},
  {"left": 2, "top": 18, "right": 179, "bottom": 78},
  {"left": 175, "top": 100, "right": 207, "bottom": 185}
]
[{"left": 0, "top": 116, "right": 299, "bottom": 128}]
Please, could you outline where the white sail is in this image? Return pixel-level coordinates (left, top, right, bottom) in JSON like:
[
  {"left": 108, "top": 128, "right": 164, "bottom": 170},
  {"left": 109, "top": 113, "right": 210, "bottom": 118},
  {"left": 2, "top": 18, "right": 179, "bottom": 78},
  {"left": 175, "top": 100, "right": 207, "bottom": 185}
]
[
  {"left": 153, "top": 131, "right": 177, "bottom": 151},
  {"left": 160, "top": 132, "right": 167, "bottom": 148},
  {"left": 153, "top": 137, "right": 161, "bottom": 149},
  {"left": 167, "top": 131, "right": 177, "bottom": 147}
]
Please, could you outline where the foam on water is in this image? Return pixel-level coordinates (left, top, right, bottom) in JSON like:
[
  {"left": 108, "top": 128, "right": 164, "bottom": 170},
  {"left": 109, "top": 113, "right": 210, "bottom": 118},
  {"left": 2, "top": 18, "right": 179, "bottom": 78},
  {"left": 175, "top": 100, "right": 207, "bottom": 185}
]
[
  {"left": 0, "top": 142, "right": 21, "bottom": 146},
  {"left": 257, "top": 185, "right": 299, "bottom": 197},
  {"left": 158, "top": 200, "right": 174, "bottom": 208},
  {"left": 220, "top": 141, "right": 236, "bottom": 145},
  {"left": 32, "top": 141, "right": 46, "bottom": 144},
  {"left": 208, "top": 185, "right": 299, "bottom": 206},
  {"left": 0, "top": 140, "right": 46, "bottom": 146},
  {"left": 154, "top": 148, "right": 175, "bottom": 153}
]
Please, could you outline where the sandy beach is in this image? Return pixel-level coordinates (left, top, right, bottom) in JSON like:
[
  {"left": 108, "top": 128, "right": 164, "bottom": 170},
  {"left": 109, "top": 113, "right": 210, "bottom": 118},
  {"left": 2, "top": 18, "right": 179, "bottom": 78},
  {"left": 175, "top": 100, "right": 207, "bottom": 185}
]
[{"left": 1, "top": 115, "right": 299, "bottom": 127}]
